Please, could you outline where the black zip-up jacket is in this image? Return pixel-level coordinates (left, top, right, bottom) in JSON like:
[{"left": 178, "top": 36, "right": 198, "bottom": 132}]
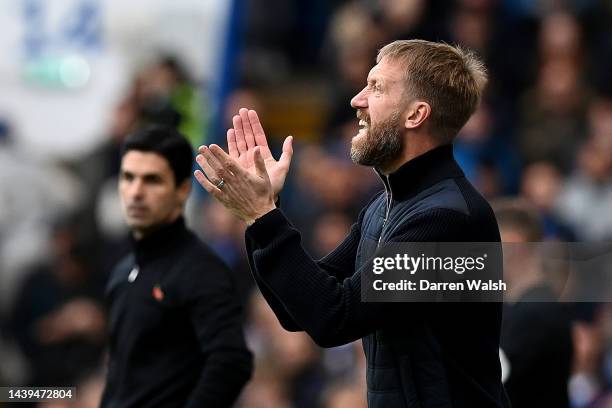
[
  {"left": 246, "top": 144, "right": 510, "bottom": 407},
  {"left": 102, "top": 217, "right": 252, "bottom": 408}
]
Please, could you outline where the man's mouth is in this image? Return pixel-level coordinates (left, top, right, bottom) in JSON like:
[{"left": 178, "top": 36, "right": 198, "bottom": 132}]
[
  {"left": 357, "top": 110, "right": 370, "bottom": 130},
  {"left": 127, "top": 205, "right": 149, "bottom": 215}
]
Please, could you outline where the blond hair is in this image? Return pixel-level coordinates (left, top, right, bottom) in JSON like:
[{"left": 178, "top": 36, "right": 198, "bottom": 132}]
[{"left": 377, "top": 39, "right": 487, "bottom": 142}]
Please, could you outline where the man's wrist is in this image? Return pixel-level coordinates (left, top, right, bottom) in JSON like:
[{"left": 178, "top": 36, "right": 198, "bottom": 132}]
[{"left": 245, "top": 203, "right": 277, "bottom": 226}]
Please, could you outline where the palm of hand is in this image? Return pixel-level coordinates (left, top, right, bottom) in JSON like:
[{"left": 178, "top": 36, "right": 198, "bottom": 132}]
[{"left": 229, "top": 109, "right": 292, "bottom": 198}]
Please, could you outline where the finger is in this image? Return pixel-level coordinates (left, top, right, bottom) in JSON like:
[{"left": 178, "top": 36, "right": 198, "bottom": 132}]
[
  {"left": 227, "top": 129, "right": 238, "bottom": 159},
  {"left": 248, "top": 110, "right": 269, "bottom": 148},
  {"left": 200, "top": 146, "right": 232, "bottom": 181},
  {"left": 194, "top": 169, "right": 218, "bottom": 194},
  {"left": 239, "top": 108, "right": 255, "bottom": 149},
  {"left": 253, "top": 146, "right": 269, "bottom": 181},
  {"left": 195, "top": 153, "right": 220, "bottom": 184},
  {"left": 210, "top": 144, "right": 241, "bottom": 176},
  {"left": 194, "top": 169, "right": 230, "bottom": 204},
  {"left": 233, "top": 115, "right": 247, "bottom": 155},
  {"left": 279, "top": 135, "right": 294, "bottom": 169}
]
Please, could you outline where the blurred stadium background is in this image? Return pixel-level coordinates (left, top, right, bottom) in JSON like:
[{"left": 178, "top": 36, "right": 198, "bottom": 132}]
[{"left": 0, "top": 0, "right": 611, "bottom": 406}]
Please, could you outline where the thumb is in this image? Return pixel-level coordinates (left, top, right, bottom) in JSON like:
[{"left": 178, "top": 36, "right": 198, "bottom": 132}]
[
  {"left": 279, "top": 135, "right": 294, "bottom": 168},
  {"left": 253, "top": 147, "right": 269, "bottom": 180}
]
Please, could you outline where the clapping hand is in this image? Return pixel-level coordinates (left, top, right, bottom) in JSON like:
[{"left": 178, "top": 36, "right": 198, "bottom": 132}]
[
  {"left": 227, "top": 108, "right": 293, "bottom": 199},
  {"left": 194, "top": 108, "right": 294, "bottom": 224}
]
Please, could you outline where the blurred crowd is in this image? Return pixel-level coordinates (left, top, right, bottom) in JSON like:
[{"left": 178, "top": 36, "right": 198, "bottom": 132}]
[{"left": 1, "top": 0, "right": 612, "bottom": 407}]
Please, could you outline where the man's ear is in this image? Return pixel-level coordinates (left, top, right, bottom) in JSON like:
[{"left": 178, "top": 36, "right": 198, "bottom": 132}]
[
  {"left": 177, "top": 179, "right": 192, "bottom": 205},
  {"left": 404, "top": 101, "right": 431, "bottom": 130}
]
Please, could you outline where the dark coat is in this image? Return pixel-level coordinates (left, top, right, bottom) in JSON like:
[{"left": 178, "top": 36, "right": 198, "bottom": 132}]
[
  {"left": 102, "top": 217, "right": 252, "bottom": 408},
  {"left": 246, "top": 144, "right": 510, "bottom": 407}
]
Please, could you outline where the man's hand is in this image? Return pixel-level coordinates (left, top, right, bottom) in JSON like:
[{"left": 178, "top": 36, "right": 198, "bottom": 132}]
[
  {"left": 228, "top": 108, "right": 293, "bottom": 199},
  {"left": 194, "top": 144, "right": 276, "bottom": 225}
]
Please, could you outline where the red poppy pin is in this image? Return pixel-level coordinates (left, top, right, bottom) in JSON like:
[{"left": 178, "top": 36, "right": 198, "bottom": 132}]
[{"left": 152, "top": 285, "right": 165, "bottom": 301}]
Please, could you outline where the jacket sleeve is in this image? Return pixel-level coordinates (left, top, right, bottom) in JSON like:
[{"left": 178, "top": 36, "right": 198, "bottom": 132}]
[
  {"left": 245, "top": 207, "right": 471, "bottom": 348},
  {"left": 183, "top": 255, "right": 253, "bottom": 407},
  {"left": 245, "top": 201, "right": 371, "bottom": 333}
]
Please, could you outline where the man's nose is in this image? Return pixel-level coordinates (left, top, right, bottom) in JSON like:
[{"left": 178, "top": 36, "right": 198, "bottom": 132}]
[
  {"left": 350, "top": 87, "right": 368, "bottom": 109},
  {"left": 128, "top": 179, "right": 145, "bottom": 199}
]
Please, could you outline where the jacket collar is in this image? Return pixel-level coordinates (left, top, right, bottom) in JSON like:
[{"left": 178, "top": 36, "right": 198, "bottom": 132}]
[
  {"left": 131, "top": 216, "right": 188, "bottom": 265},
  {"left": 376, "top": 144, "right": 464, "bottom": 201}
]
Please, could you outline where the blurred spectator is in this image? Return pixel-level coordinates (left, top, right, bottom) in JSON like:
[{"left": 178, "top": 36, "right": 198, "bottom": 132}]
[
  {"left": 376, "top": 0, "right": 428, "bottom": 42},
  {"left": 454, "top": 103, "right": 521, "bottom": 195},
  {"left": 519, "top": 11, "right": 591, "bottom": 171},
  {"left": 555, "top": 136, "right": 612, "bottom": 240},
  {"left": 0, "top": 122, "right": 85, "bottom": 311},
  {"left": 570, "top": 306, "right": 610, "bottom": 408},
  {"left": 243, "top": 291, "right": 327, "bottom": 408},
  {"left": 449, "top": 0, "right": 494, "bottom": 57},
  {"left": 520, "top": 161, "right": 576, "bottom": 240},
  {"left": 495, "top": 199, "right": 574, "bottom": 408},
  {"left": 519, "top": 58, "right": 589, "bottom": 171},
  {"left": 587, "top": 97, "right": 612, "bottom": 147},
  {"left": 135, "top": 56, "right": 206, "bottom": 147},
  {"left": 538, "top": 11, "right": 584, "bottom": 64},
  {"left": 8, "top": 217, "right": 106, "bottom": 386}
]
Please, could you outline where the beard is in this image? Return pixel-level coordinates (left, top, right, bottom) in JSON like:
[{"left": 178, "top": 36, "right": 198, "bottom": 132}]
[{"left": 350, "top": 110, "right": 403, "bottom": 169}]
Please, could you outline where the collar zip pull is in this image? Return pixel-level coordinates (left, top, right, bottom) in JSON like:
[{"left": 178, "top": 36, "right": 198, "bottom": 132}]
[
  {"left": 128, "top": 265, "right": 140, "bottom": 282},
  {"left": 378, "top": 175, "right": 393, "bottom": 246}
]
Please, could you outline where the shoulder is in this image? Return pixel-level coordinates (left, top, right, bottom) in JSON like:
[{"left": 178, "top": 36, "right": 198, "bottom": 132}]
[
  {"left": 391, "top": 178, "right": 500, "bottom": 242},
  {"left": 451, "top": 177, "right": 500, "bottom": 240},
  {"left": 173, "top": 229, "right": 236, "bottom": 289},
  {"left": 423, "top": 177, "right": 499, "bottom": 236}
]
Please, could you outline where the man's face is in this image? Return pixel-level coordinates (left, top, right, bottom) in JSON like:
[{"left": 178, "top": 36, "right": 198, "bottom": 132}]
[
  {"left": 119, "top": 151, "right": 189, "bottom": 238},
  {"left": 349, "top": 57, "right": 407, "bottom": 168}
]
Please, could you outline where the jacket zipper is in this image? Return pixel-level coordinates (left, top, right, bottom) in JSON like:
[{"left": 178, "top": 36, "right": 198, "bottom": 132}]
[{"left": 378, "top": 174, "right": 393, "bottom": 247}]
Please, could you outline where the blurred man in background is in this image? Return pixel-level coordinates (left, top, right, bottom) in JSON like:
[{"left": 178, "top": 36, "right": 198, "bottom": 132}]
[
  {"left": 101, "top": 127, "right": 252, "bottom": 407},
  {"left": 495, "top": 199, "right": 573, "bottom": 408},
  {"left": 9, "top": 216, "right": 107, "bottom": 388},
  {"left": 196, "top": 40, "right": 509, "bottom": 407}
]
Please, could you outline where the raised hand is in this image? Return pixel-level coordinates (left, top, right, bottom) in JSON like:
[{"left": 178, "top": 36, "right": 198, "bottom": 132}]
[
  {"left": 227, "top": 108, "right": 293, "bottom": 199},
  {"left": 194, "top": 144, "right": 276, "bottom": 225}
]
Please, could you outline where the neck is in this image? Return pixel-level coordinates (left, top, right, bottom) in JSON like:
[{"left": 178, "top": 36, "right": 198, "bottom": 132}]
[
  {"left": 131, "top": 211, "right": 183, "bottom": 241},
  {"left": 380, "top": 134, "right": 443, "bottom": 175}
]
